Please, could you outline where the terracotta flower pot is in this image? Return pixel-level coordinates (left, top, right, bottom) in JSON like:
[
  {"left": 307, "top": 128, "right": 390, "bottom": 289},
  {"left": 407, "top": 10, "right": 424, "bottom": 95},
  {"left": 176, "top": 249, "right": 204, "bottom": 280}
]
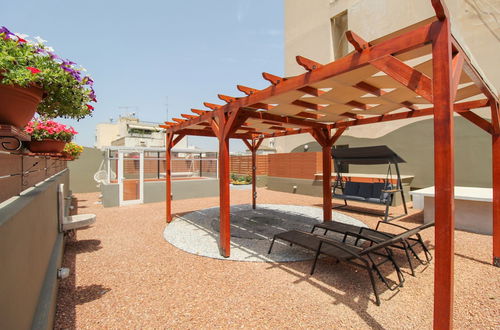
[
  {"left": 0, "top": 84, "right": 44, "bottom": 128},
  {"left": 27, "top": 139, "right": 66, "bottom": 153},
  {"left": 61, "top": 151, "right": 76, "bottom": 160}
]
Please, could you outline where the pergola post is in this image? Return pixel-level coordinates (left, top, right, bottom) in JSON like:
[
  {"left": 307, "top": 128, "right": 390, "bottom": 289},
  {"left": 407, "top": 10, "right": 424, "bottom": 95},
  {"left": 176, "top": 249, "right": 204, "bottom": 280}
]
[
  {"left": 321, "top": 144, "right": 333, "bottom": 221},
  {"left": 165, "top": 133, "right": 185, "bottom": 223},
  {"left": 165, "top": 133, "right": 174, "bottom": 223},
  {"left": 210, "top": 109, "right": 246, "bottom": 257},
  {"left": 243, "top": 138, "right": 263, "bottom": 209},
  {"left": 431, "top": 9, "right": 455, "bottom": 329},
  {"left": 493, "top": 132, "right": 500, "bottom": 267},
  {"left": 218, "top": 134, "right": 231, "bottom": 257},
  {"left": 311, "top": 127, "right": 345, "bottom": 222},
  {"left": 251, "top": 145, "right": 257, "bottom": 209}
]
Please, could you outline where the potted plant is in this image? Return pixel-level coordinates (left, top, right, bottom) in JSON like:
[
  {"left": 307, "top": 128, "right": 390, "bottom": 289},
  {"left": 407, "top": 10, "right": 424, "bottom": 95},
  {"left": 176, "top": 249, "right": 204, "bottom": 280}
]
[
  {"left": 62, "top": 142, "right": 84, "bottom": 160},
  {"left": 24, "top": 119, "right": 77, "bottom": 153},
  {"left": 0, "top": 26, "right": 96, "bottom": 128}
]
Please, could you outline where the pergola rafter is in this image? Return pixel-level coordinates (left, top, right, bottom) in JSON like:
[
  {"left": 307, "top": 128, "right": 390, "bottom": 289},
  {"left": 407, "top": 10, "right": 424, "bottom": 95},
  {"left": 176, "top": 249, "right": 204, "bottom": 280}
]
[{"left": 163, "top": 1, "right": 499, "bottom": 328}]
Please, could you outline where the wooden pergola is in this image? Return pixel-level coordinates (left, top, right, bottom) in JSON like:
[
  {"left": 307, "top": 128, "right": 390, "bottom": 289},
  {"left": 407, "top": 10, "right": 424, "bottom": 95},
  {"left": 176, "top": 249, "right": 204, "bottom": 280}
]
[{"left": 161, "top": 1, "right": 499, "bottom": 328}]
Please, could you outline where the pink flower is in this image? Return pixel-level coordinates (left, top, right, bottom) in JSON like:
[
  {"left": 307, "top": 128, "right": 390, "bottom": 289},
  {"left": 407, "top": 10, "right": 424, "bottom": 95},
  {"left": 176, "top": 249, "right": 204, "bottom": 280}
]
[
  {"left": 26, "top": 66, "right": 41, "bottom": 74},
  {"left": 25, "top": 127, "right": 34, "bottom": 134}
]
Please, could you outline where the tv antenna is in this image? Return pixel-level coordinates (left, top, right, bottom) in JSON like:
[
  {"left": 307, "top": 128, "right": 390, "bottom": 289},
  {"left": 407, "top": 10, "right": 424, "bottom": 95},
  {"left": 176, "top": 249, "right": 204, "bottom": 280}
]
[
  {"left": 118, "top": 106, "right": 139, "bottom": 118},
  {"left": 165, "top": 96, "right": 169, "bottom": 122}
]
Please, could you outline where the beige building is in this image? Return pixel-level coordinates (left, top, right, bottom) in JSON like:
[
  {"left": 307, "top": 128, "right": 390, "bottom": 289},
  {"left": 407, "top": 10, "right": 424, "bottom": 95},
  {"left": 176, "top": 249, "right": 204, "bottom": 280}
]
[
  {"left": 272, "top": 0, "right": 499, "bottom": 188},
  {"left": 95, "top": 115, "right": 188, "bottom": 150}
]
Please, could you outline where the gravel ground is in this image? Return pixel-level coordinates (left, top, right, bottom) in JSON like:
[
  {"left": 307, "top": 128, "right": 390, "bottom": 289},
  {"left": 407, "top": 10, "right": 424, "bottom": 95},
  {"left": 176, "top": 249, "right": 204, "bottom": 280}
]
[
  {"left": 55, "top": 188, "right": 499, "bottom": 329},
  {"left": 164, "top": 204, "right": 366, "bottom": 262}
]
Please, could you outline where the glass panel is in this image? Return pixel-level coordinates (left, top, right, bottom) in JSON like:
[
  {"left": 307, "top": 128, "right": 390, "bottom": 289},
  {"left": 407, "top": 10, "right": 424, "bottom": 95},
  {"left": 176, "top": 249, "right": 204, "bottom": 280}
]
[
  {"left": 109, "top": 158, "right": 118, "bottom": 182},
  {"left": 122, "top": 152, "right": 140, "bottom": 201},
  {"left": 144, "top": 157, "right": 160, "bottom": 180}
]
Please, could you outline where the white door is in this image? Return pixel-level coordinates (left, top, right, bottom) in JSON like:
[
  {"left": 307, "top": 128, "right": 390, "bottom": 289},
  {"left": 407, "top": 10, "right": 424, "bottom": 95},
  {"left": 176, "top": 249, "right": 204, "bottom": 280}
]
[{"left": 118, "top": 150, "right": 144, "bottom": 205}]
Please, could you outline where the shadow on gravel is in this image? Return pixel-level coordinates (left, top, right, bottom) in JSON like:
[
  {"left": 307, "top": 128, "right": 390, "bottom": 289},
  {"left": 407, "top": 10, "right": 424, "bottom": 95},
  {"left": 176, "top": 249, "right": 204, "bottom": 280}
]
[{"left": 54, "top": 236, "right": 109, "bottom": 329}]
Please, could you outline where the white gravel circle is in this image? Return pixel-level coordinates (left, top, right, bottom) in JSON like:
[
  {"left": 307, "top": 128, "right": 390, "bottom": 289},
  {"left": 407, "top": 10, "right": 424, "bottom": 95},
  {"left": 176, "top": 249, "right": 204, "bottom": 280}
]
[{"left": 163, "top": 204, "right": 367, "bottom": 262}]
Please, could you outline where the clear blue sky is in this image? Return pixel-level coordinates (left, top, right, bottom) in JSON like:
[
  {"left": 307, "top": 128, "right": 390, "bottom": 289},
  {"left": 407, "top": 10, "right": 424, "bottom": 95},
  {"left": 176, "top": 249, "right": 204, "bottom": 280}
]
[{"left": 1, "top": 0, "right": 284, "bottom": 152}]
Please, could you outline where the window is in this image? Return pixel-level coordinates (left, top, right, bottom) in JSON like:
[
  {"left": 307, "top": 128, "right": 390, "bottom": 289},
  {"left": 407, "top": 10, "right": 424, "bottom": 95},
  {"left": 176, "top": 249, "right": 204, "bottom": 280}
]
[{"left": 331, "top": 11, "right": 348, "bottom": 60}]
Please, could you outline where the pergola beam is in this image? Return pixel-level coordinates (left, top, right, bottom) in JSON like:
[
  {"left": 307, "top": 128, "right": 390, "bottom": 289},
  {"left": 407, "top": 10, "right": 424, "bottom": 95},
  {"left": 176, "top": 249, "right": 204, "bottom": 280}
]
[
  {"left": 451, "top": 52, "right": 464, "bottom": 101},
  {"left": 262, "top": 72, "right": 285, "bottom": 85},
  {"left": 165, "top": 20, "right": 436, "bottom": 135},
  {"left": 296, "top": 55, "right": 323, "bottom": 71},
  {"left": 240, "top": 108, "right": 327, "bottom": 129},
  {"left": 457, "top": 111, "right": 494, "bottom": 134},
  {"left": 329, "top": 99, "right": 489, "bottom": 130},
  {"left": 346, "top": 31, "right": 370, "bottom": 52},
  {"left": 237, "top": 85, "right": 259, "bottom": 96},
  {"left": 370, "top": 55, "right": 433, "bottom": 102}
]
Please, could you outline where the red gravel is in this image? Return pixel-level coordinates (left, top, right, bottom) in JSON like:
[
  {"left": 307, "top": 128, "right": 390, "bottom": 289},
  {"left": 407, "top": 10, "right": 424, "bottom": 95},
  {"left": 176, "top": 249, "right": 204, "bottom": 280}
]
[{"left": 55, "top": 188, "right": 499, "bottom": 329}]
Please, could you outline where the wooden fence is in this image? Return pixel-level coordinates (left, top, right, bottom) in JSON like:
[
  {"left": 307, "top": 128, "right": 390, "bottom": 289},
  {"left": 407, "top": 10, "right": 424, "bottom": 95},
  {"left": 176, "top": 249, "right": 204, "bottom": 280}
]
[
  {"left": 230, "top": 155, "right": 268, "bottom": 176},
  {"left": 230, "top": 152, "right": 329, "bottom": 179}
]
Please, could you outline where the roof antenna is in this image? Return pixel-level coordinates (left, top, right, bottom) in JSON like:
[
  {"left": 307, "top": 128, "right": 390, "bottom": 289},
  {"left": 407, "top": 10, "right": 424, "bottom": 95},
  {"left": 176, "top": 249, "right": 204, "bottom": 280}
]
[{"left": 165, "top": 96, "right": 169, "bottom": 122}]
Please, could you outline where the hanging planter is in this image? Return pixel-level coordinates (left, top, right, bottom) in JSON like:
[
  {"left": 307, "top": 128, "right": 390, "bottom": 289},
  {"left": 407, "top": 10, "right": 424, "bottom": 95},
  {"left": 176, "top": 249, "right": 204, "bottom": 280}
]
[
  {"left": 0, "top": 26, "right": 97, "bottom": 127},
  {"left": 0, "top": 83, "right": 44, "bottom": 128},
  {"left": 24, "top": 119, "right": 77, "bottom": 154},
  {"left": 27, "top": 139, "right": 66, "bottom": 153}
]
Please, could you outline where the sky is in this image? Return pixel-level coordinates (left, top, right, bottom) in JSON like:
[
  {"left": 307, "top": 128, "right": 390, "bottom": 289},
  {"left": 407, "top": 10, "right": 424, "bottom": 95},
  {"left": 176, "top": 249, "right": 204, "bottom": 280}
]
[{"left": 1, "top": 0, "right": 284, "bottom": 152}]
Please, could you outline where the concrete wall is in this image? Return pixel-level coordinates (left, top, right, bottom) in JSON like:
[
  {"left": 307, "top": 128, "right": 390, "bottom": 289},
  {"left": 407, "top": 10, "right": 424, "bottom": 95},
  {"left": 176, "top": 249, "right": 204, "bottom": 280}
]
[
  {"left": 0, "top": 170, "right": 69, "bottom": 330},
  {"left": 101, "top": 179, "right": 220, "bottom": 207},
  {"left": 68, "top": 147, "right": 104, "bottom": 193}
]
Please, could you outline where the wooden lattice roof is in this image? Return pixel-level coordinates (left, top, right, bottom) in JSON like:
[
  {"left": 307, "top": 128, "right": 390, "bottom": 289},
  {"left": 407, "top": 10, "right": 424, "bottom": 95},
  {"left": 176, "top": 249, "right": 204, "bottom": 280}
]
[{"left": 161, "top": 15, "right": 498, "bottom": 140}]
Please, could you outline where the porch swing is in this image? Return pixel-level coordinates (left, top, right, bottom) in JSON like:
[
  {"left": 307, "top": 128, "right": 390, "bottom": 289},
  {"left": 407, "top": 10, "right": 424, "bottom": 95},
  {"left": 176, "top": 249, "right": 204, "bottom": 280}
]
[{"left": 331, "top": 145, "right": 408, "bottom": 221}]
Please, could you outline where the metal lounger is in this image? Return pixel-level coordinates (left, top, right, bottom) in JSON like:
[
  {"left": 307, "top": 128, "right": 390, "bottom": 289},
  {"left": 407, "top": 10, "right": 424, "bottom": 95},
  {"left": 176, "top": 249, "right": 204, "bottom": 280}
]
[
  {"left": 268, "top": 230, "right": 404, "bottom": 306},
  {"left": 311, "top": 221, "right": 434, "bottom": 276}
]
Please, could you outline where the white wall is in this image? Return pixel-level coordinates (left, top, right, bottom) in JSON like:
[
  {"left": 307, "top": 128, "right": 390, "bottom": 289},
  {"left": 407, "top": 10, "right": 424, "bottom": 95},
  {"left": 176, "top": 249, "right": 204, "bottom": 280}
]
[{"left": 279, "top": 0, "right": 500, "bottom": 152}]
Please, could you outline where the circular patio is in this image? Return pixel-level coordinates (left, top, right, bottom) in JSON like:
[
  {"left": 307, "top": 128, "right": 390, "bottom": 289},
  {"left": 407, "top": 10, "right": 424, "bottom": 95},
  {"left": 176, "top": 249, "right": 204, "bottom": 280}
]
[{"left": 163, "top": 204, "right": 367, "bottom": 262}]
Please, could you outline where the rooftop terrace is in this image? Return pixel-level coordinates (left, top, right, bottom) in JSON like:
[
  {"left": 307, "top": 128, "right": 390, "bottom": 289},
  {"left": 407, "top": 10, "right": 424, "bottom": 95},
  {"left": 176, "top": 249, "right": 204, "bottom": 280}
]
[{"left": 55, "top": 189, "right": 498, "bottom": 328}]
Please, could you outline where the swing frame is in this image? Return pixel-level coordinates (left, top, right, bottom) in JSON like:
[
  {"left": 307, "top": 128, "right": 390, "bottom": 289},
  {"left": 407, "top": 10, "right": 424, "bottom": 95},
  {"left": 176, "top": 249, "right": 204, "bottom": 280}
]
[{"left": 331, "top": 145, "right": 408, "bottom": 221}]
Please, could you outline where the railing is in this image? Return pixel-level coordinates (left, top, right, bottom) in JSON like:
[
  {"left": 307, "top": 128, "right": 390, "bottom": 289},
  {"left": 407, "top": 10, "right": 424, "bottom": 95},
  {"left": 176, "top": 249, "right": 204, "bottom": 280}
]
[
  {"left": 0, "top": 125, "right": 70, "bottom": 204},
  {"left": 0, "top": 151, "right": 68, "bottom": 204}
]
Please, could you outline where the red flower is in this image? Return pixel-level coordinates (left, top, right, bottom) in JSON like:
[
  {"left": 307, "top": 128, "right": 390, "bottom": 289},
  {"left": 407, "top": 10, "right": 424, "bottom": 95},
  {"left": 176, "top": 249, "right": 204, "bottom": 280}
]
[
  {"left": 26, "top": 67, "right": 41, "bottom": 74},
  {"left": 17, "top": 37, "right": 27, "bottom": 43},
  {"left": 86, "top": 104, "right": 94, "bottom": 111}
]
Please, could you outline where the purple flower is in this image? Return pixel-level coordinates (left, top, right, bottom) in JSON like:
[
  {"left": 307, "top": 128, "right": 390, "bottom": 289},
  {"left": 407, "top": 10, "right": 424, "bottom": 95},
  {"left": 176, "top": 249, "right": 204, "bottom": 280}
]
[
  {"left": 61, "top": 65, "right": 82, "bottom": 81},
  {"left": 0, "top": 26, "right": 14, "bottom": 38},
  {"left": 89, "top": 89, "right": 97, "bottom": 102},
  {"left": 61, "top": 65, "right": 74, "bottom": 73},
  {"left": 83, "top": 76, "right": 94, "bottom": 86},
  {"left": 62, "top": 59, "right": 76, "bottom": 66},
  {"left": 49, "top": 53, "right": 60, "bottom": 61},
  {"left": 70, "top": 71, "right": 82, "bottom": 81}
]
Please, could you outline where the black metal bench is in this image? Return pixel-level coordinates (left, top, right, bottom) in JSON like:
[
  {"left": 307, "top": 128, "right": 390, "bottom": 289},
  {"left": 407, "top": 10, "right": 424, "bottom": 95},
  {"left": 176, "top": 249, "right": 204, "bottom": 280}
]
[
  {"left": 333, "top": 181, "right": 399, "bottom": 221},
  {"left": 268, "top": 230, "right": 405, "bottom": 305},
  {"left": 331, "top": 145, "right": 409, "bottom": 221},
  {"left": 312, "top": 220, "right": 434, "bottom": 276}
]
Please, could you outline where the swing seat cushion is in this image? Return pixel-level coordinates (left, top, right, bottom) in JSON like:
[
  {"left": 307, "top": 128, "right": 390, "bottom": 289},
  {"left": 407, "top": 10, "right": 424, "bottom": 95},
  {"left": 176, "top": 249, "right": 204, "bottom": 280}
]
[{"left": 333, "top": 181, "right": 393, "bottom": 204}]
